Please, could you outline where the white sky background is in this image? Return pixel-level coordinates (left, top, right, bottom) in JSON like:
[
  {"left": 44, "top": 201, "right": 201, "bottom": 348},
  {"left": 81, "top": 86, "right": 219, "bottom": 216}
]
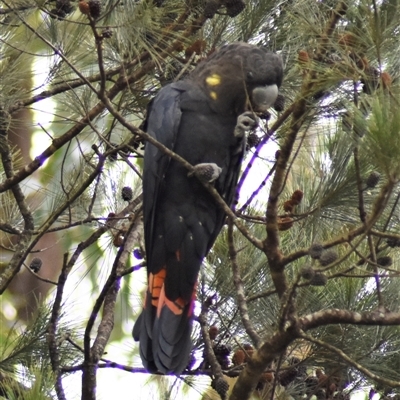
[{"left": 27, "top": 58, "right": 374, "bottom": 400}]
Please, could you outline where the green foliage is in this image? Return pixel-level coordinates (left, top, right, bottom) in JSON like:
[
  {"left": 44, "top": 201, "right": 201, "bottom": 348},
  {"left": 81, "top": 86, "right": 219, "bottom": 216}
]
[
  {"left": 363, "top": 91, "right": 400, "bottom": 179},
  {"left": 0, "top": 304, "right": 81, "bottom": 400}
]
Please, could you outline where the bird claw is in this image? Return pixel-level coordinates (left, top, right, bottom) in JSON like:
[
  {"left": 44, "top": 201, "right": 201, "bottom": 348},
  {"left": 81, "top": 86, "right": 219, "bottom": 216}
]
[
  {"left": 234, "top": 112, "right": 259, "bottom": 137},
  {"left": 188, "top": 163, "right": 222, "bottom": 183}
]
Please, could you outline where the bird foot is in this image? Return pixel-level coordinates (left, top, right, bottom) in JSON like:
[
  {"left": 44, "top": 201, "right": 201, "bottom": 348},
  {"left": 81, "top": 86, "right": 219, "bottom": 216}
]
[
  {"left": 234, "top": 112, "right": 259, "bottom": 137},
  {"left": 188, "top": 163, "right": 222, "bottom": 183}
]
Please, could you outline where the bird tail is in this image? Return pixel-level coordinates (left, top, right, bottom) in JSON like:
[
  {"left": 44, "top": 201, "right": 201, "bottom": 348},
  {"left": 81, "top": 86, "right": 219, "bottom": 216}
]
[{"left": 133, "top": 271, "right": 195, "bottom": 374}]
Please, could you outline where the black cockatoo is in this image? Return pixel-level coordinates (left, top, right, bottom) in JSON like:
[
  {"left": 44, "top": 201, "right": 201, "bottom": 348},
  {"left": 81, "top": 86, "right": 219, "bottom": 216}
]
[{"left": 133, "top": 42, "right": 283, "bottom": 374}]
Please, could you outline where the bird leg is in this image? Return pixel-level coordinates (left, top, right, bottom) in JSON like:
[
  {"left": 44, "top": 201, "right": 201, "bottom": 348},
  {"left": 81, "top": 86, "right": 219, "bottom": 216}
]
[
  {"left": 188, "top": 163, "right": 222, "bottom": 183},
  {"left": 234, "top": 111, "right": 259, "bottom": 138}
]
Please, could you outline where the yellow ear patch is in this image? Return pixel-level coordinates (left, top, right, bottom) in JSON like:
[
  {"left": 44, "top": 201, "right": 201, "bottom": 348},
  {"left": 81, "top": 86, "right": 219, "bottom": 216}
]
[
  {"left": 209, "top": 91, "right": 218, "bottom": 100},
  {"left": 206, "top": 74, "right": 221, "bottom": 86}
]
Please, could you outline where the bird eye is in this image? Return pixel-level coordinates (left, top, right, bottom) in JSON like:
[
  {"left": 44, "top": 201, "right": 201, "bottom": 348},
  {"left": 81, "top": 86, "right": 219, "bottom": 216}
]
[{"left": 246, "top": 71, "right": 254, "bottom": 81}]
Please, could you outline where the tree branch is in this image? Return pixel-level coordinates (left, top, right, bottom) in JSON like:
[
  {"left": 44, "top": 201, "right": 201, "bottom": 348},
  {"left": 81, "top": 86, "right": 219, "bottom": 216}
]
[
  {"left": 227, "top": 220, "right": 261, "bottom": 348},
  {"left": 299, "top": 331, "right": 400, "bottom": 388}
]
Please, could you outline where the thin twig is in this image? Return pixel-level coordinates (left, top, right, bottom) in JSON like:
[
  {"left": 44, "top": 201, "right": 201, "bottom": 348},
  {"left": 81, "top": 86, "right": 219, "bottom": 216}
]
[
  {"left": 238, "top": 163, "right": 276, "bottom": 213},
  {"left": 22, "top": 263, "right": 58, "bottom": 286},
  {"left": 227, "top": 220, "right": 261, "bottom": 348},
  {"left": 198, "top": 297, "right": 225, "bottom": 381},
  {"left": 82, "top": 212, "right": 141, "bottom": 399},
  {"left": 47, "top": 253, "right": 69, "bottom": 400},
  {"left": 0, "top": 147, "right": 106, "bottom": 293},
  {"left": 299, "top": 331, "right": 400, "bottom": 388}
]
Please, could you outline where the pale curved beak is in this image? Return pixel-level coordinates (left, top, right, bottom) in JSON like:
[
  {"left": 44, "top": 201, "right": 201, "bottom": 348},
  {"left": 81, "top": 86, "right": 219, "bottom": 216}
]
[{"left": 251, "top": 84, "right": 278, "bottom": 112}]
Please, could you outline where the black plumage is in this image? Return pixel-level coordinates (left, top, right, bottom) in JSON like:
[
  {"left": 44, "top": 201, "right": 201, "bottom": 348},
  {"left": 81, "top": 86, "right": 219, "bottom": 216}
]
[{"left": 133, "top": 42, "right": 283, "bottom": 374}]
